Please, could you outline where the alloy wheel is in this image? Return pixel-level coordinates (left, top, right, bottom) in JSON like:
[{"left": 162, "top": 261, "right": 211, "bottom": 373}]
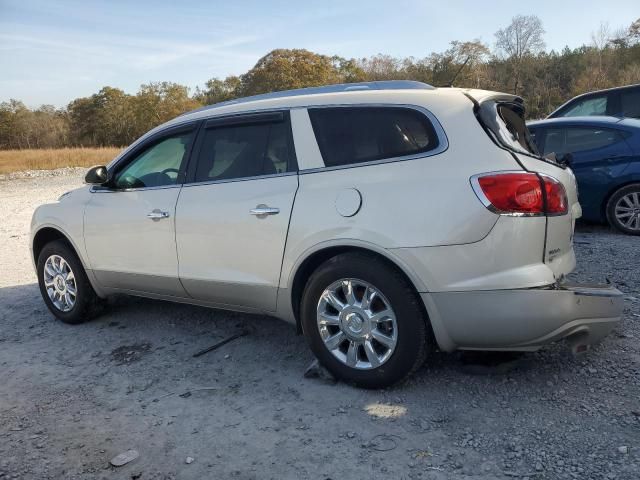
[
  {"left": 316, "top": 278, "right": 398, "bottom": 370},
  {"left": 615, "top": 192, "right": 640, "bottom": 232},
  {"left": 43, "top": 254, "right": 77, "bottom": 312}
]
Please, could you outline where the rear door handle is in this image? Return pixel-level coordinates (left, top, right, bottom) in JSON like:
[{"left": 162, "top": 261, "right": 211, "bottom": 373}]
[
  {"left": 147, "top": 209, "right": 170, "bottom": 220},
  {"left": 250, "top": 205, "right": 280, "bottom": 217}
]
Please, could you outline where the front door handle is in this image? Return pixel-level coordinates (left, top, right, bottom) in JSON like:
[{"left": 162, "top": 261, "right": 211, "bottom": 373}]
[
  {"left": 147, "top": 209, "right": 170, "bottom": 220},
  {"left": 250, "top": 205, "right": 280, "bottom": 218}
]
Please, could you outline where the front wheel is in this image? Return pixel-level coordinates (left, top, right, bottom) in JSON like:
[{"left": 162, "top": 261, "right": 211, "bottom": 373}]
[
  {"left": 301, "top": 252, "right": 430, "bottom": 388},
  {"left": 37, "top": 240, "right": 102, "bottom": 324},
  {"left": 606, "top": 183, "right": 640, "bottom": 235}
]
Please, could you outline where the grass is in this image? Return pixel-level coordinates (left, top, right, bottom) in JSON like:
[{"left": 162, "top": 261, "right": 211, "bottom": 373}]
[{"left": 0, "top": 147, "right": 123, "bottom": 175}]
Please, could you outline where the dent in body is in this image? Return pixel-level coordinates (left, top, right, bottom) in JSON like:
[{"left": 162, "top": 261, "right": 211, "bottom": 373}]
[
  {"left": 422, "top": 284, "right": 622, "bottom": 352},
  {"left": 390, "top": 216, "right": 553, "bottom": 292}
]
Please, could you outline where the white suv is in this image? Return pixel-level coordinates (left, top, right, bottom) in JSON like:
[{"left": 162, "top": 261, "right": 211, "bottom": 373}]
[{"left": 31, "top": 81, "right": 623, "bottom": 388}]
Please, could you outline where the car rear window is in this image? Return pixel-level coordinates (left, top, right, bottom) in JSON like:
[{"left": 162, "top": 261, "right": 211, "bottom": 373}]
[
  {"left": 478, "top": 101, "right": 539, "bottom": 156},
  {"left": 563, "top": 95, "right": 608, "bottom": 117},
  {"left": 308, "top": 106, "right": 439, "bottom": 167}
]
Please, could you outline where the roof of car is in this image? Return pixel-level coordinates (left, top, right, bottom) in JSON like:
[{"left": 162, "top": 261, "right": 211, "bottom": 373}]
[
  {"left": 166, "top": 83, "right": 518, "bottom": 131},
  {"left": 528, "top": 116, "right": 625, "bottom": 127},
  {"left": 107, "top": 83, "right": 515, "bottom": 168},
  {"left": 186, "top": 80, "right": 435, "bottom": 116},
  {"left": 547, "top": 83, "right": 640, "bottom": 118},
  {"left": 566, "top": 83, "right": 640, "bottom": 98}
]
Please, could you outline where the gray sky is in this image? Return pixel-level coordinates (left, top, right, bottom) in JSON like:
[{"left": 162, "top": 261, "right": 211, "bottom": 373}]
[{"left": 1, "top": 0, "right": 638, "bottom": 107}]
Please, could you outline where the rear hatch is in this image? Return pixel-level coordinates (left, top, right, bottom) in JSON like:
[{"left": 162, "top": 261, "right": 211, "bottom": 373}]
[{"left": 467, "top": 90, "right": 579, "bottom": 279}]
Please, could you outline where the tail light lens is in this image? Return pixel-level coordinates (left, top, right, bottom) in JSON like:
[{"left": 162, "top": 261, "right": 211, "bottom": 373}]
[
  {"left": 471, "top": 172, "right": 568, "bottom": 216},
  {"left": 542, "top": 175, "right": 569, "bottom": 215}
]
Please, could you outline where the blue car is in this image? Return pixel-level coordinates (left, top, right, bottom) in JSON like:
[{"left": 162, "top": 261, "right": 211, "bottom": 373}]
[{"left": 527, "top": 116, "right": 640, "bottom": 235}]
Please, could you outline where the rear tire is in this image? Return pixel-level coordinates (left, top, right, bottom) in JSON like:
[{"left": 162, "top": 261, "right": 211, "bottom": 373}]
[
  {"left": 301, "top": 252, "right": 430, "bottom": 388},
  {"left": 37, "top": 240, "right": 102, "bottom": 324},
  {"left": 606, "top": 183, "right": 640, "bottom": 235}
]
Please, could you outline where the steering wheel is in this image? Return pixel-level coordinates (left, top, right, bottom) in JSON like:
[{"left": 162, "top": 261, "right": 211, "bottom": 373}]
[
  {"left": 118, "top": 174, "right": 143, "bottom": 189},
  {"left": 161, "top": 168, "right": 180, "bottom": 179}
]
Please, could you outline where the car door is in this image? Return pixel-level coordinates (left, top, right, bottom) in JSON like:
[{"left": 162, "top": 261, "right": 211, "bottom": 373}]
[
  {"left": 175, "top": 111, "right": 298, "bottom": 311},
  {"left": 620, "top": 87, "right": 640, "bottom": 119},
  {"left": 84, "top": 122, "right": 198, "bottom": 296},
  {"left": 538, "top": 125, "right": 633, "bottom": 217}
]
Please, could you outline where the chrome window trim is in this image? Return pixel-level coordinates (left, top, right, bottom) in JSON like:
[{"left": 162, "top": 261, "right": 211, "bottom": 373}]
[
  {"left": 90, "top": 184, "right": 182, "bottom": 193},
  {"left": 181, "top": 170, "right": 297, "bottom": 188},
  {"left": 299, "top": 103, "right": 449, "bottom": 174}
]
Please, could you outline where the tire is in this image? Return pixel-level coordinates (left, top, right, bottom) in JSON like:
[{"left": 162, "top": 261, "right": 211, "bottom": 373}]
[
  {"left": 606, "top": 183, "right": 640, "bottom": 235},
  {"left": 301, "top": 252, "right": 430, "bottom": 388},
  {"left": 37, "top": 240, "right": 102, "bottom": 324}
]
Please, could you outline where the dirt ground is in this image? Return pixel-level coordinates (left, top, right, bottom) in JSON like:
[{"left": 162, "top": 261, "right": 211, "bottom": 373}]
[{"left": 0, "top": 170, "right": 638, "bottom": 480}]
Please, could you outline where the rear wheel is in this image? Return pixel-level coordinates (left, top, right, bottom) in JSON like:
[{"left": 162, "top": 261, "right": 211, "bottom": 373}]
[
  {"left": 606, "top": 184, "right": 640, "bottom": 235},
  {"left": 37, "top": 240, "right": 102, "bottom": 324},
  {"left": 301, "top": 252, "right": 430, "bottom": 388}
]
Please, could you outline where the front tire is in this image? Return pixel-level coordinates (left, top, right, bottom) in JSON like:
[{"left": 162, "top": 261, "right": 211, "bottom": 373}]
[
  {"left": 37, "top": 240, "right": 101, "bottom": 324},
  {"left": 301, "top": 252, "right": 430, "bottom": 388},
  {"left": 606, "top": 183, "right": 640, "bottom": 235}
]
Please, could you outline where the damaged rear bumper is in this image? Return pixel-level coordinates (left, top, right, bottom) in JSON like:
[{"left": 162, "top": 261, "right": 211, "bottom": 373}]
[{"left": 421, "top": 282, "right": 624, "bottom": 353}]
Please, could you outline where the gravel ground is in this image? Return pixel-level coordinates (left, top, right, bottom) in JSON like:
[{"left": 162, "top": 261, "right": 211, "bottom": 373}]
[{"left": 0, "top": 170, "right": 638, "bottom": 480}]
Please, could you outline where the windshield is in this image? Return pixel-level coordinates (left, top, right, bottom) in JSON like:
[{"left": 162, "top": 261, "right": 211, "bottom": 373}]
[{"left": 478, "top": 101, "right": 540, "bottom": 156}]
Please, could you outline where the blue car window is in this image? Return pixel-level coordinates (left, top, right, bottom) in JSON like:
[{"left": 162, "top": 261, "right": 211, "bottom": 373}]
[
  {"left": 540, "top": 127, "right": 624, "bottom": 156},
  {"left": 565, "top": 128, "right": 621, "bottom": 152}
]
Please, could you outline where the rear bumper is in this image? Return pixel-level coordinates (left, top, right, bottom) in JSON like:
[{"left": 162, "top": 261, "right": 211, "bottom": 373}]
[{"left": 421, "top": 282, "right": 623, "bottom": 352}]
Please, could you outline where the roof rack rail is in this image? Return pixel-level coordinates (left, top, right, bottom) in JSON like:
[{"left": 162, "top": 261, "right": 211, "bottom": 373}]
[{"left": 184, "top": 80, "right": 435, "bottom": 116}]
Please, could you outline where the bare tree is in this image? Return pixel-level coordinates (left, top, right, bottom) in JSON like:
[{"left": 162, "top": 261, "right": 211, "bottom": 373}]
[
  {"left": 495, "top": 14, "right": 545, "bottom": 94},
  {"left": 628, "top": 18, "right": 640, "bottom": 44},
  {"left": 591, "top": 22, "right": 611, "bottom": 50}
]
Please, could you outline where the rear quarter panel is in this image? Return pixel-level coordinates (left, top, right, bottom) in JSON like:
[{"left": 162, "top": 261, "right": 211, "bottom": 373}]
[{"left": 281, "top": 91, "right": 531, "bottom": 291}]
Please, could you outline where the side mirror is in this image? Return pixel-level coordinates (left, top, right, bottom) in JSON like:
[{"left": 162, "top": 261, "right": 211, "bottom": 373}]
[
  {"left": 84, "top": 165, "right": 109, "bottom": 185},
  {"left": 558, "top": 153, "right": 573, "bottom": 167}
]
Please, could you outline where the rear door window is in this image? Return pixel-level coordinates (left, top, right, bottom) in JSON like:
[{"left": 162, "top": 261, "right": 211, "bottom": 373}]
[
  {"left": 192, "top": 114, "right": 296, "bottom": 183},
  {"left": 537, "top": 127, "right": 625, "bottom": 156},
  {"left": 621, "top": 88, "right": 640, "bottom": 118},
  {"left": 308, "top": 107, "right": 439, "bottom": 167}
]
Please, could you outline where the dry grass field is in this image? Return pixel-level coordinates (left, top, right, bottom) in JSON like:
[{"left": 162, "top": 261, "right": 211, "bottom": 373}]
[{"left": 0, "top": 147, "right": 122, "bottom": 175}]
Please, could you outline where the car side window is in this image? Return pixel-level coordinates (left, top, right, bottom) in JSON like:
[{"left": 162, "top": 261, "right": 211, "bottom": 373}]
[
  {"left": 540, "top": 129, "right": 566, "bottom": 155},
  {"left": 540, "top": 127, "right": 622, "bottom": 156},
  {"left": 113, "top": 133, "right": 193, "bottom": 189},
  {"left": 308, "top": 106, "right": 439, "bottom": 167},
  {"left": 563, "top": 95, "right": 608, "bottom": 117},
  {"left": 193, "top": 119, "right": 295, "bottom": 182},
  {"left": 565, "top": 128, "right": 623, "bottom": 153},
  {"left": 621, "top": 89, "right": 640, "bottom": 118}
]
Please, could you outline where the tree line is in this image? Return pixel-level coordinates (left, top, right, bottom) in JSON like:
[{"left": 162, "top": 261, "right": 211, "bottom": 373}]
[{"left": 1, "top": 15, "right": 639, "bottom": 150}]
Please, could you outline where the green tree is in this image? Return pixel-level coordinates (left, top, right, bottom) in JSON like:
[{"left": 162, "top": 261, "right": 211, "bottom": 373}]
[
  {"left": 238, "top": 49, "right": 341, "bottom": 96},
  {"left": 331, "top": 56, "right": 367, "bottom": 83},
  {"left": 195, "top": 76, "right": 241, "bottom": 105},
  {"left": 427, "top": 40, "right": 490, "bottom": 87},
  {"left": 133, "top": 82, "right": 201, "bottom": 137}
]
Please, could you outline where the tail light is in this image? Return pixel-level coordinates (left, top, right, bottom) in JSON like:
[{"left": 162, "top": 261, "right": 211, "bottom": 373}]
[{"left": 471, "top": 172, "right": 568, "bottom": 216}]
